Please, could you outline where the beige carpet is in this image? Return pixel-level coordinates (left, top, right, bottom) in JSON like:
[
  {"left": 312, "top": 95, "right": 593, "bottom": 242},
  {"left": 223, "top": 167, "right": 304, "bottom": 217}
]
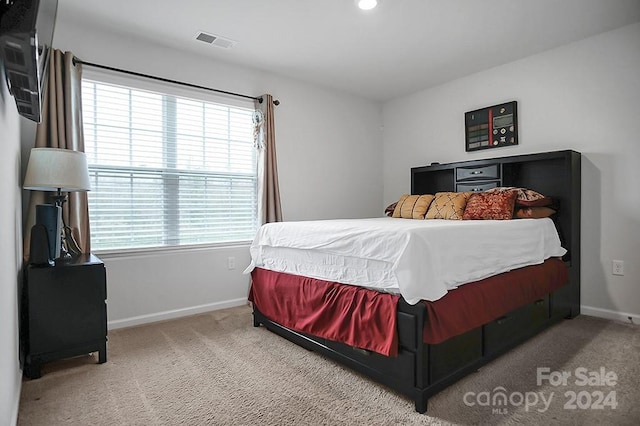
[{"left": 18, "top": 305, "right": 640, "bottom": 425}]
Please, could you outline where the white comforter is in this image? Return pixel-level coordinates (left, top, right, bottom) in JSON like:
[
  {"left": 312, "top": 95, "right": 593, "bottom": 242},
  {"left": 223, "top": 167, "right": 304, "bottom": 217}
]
[{"left": 244, "top": 217, "right": 566, "bottom": 304}]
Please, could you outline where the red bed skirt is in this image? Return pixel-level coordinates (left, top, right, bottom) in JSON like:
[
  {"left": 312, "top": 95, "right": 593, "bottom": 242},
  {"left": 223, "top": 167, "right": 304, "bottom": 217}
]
[
  {"left": 249, "top": 268, "right": 400, "bottom": 356},
  {"left": 249, "top": 258, "right": 568, "bottom": 357},
  {"left": 422, "top": 257, "right": 567, "bottom": 344}
]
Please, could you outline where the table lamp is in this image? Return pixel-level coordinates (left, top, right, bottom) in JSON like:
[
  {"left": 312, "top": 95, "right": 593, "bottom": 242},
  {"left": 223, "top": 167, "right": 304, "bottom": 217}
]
[{"left": 23, "top": 148, "right": 91, "bottom": 260}]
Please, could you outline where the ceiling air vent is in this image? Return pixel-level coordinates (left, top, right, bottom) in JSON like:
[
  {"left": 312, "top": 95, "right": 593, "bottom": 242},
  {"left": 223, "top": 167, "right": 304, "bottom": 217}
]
[{"left": 194, "top": 31, "right": 236, "bottom": 49}]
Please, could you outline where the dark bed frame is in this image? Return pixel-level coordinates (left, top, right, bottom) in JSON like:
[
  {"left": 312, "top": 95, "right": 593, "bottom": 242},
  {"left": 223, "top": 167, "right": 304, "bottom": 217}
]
[{"left": 252, "top": 150, "right": 581, "bottom": 413}]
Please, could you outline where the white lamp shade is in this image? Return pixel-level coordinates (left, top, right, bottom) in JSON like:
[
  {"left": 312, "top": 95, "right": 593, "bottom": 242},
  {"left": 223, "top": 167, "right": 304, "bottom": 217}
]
[{"left": 23, "top": 148, "right": 91, "bottom": 192}]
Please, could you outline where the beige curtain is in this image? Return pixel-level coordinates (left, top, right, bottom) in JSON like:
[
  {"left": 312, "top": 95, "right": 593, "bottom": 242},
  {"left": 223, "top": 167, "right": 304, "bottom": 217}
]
[
  {"left": 23, "top": 50, "right": 90, "bottom": 260},
  {"left": 254, "top": 94, "right": 282, "bottom": 223}
]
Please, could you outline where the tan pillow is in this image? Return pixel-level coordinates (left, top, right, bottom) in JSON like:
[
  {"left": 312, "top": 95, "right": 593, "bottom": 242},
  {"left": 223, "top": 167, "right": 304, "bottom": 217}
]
[
  {"left": 426, "top": 192, "right": 473, "bottom": 220},
  {"left": 392, "top": 194, "right": 435, "bottom": 219}
]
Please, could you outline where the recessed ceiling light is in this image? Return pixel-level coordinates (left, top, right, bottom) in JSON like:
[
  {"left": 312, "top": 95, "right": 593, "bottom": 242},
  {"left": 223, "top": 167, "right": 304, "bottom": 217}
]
[{"left": 356, "top": 0, "right": 378, "bottom": 11}]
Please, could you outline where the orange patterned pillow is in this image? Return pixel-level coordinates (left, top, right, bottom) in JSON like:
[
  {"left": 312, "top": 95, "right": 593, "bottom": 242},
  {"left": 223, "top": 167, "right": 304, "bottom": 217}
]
[
  {"left": 425, "top": 192, "right": 472, "bottom": 220},
  {"left": 463, "top": 191, "right": 517, "bottom": 220},
  {"left": 392, "top": 194, "right": 435, "bottom": 219}
]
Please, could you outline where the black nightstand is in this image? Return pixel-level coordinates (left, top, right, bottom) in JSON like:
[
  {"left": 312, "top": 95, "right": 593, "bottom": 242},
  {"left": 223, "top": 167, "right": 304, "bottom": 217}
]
[{"left": 21, "top": 253, "right": 107, "bottom": 379}]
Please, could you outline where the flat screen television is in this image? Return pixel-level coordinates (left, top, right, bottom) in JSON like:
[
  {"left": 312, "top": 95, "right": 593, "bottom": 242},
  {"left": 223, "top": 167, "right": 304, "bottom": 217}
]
[{"left": 0, "top": 0, "right": 58, "bottom": 123}]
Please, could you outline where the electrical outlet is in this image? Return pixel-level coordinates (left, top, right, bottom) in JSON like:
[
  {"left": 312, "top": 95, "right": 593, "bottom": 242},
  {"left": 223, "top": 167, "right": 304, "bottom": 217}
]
[
  {"left": 612, "top": 260, "right": 624, "bottom": 276},
  {"left": 227, "top": 256, "right": 236, "bottom": 270}
]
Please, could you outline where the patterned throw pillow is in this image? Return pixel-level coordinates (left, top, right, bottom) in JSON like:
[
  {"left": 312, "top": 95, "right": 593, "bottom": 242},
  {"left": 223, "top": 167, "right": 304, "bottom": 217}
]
[
  {"left": 485, "top": 187, "right": 553, "bottom": 207},
  {"left": 425, "top": 192, "right": 472, "bottom": 220},
  {"left": 384, "top": 202, "right": 397, "bottom": 217},
  {"left": 462, "top": 190, "right": 518, "bottom": 220},
  {"left": 392, "top": 194, "right": 435, "bottom": 219}
]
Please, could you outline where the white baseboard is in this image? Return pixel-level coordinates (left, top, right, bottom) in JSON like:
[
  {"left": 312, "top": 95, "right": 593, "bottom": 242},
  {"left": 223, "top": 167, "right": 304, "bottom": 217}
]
[
  {"left": 107, "top": 301, "right": 639, "bottom": 331},
  {"left": 107, "top": 298, "right": 249, "bottom": 330},
  {"left": 10, "top": 376, "right": 21, "bottom": 426},
  {"left": 581, "top": 305, "right": 639, "bottom": 325}
]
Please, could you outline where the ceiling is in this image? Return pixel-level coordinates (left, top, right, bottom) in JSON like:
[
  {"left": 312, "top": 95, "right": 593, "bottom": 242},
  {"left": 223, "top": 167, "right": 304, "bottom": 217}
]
[{"left": 56, "top": 0, "right": 640, "bottom": 102}]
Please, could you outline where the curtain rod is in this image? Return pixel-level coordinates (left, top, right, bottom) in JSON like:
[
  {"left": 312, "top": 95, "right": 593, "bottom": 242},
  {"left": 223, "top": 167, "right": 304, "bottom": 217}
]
[{"left": 72, "top": 58, "right": 280, "bottom": 105}]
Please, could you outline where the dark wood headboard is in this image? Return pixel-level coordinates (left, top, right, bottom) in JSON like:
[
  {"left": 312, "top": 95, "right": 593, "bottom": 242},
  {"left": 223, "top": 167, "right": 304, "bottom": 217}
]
[{"left": 411, "top": 150, "right": 581, "bottom": 317}]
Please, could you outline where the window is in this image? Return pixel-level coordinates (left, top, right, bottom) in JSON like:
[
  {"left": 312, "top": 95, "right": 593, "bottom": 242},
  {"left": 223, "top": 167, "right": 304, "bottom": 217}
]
[{"left": 81, "top": 74, "right": 258, "bottom": 251}]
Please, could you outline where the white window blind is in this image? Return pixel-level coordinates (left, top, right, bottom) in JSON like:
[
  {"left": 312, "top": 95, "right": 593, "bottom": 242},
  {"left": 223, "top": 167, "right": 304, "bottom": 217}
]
[{"left": 81, "top": 77, "right": 258, "bottom": 251}]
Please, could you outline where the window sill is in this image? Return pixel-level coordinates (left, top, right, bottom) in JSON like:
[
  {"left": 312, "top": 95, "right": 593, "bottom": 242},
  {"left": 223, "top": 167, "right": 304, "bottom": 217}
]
[{"left": 93, "top": 240, "right": 251, "bottom": 260}]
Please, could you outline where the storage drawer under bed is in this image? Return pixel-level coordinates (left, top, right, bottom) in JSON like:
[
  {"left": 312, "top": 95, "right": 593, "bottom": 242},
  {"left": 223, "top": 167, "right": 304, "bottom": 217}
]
[
  {"left": 323, "top": 339, "right": 416, "bottom": 387},
  {"left": 483, "top": 295, "right": 550, "bottom": 356},
  {"left": 428, "top": 327, "right": 483, "bottom": 385}
]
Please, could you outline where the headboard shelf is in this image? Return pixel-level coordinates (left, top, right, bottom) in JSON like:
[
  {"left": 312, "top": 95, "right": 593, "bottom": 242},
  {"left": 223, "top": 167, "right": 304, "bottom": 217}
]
[{"left": 411, "top": 149, "right": 581, "bottom": 317}]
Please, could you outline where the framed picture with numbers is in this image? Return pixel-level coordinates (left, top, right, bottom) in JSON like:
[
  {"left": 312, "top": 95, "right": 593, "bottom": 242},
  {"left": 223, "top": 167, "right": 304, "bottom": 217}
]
[{"left": 465, "top": 101, "right": 518, "bottom": 152}]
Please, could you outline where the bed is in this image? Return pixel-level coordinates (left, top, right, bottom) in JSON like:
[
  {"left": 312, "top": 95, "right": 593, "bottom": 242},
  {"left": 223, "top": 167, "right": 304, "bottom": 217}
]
[{"left": 246, "top": 149, "right": 581, "bottom": 413}]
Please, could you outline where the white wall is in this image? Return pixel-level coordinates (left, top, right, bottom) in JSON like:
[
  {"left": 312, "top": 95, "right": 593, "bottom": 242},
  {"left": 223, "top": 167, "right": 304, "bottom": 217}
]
[
  {"left": 383, "top": 23, "right": 640, "bottom": 319},
  {"left": 0, "top": 60, "right": 24, "bottom": 426},
  {"left": 40, "top": 19, "right": 383, "bottom": 326}
]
